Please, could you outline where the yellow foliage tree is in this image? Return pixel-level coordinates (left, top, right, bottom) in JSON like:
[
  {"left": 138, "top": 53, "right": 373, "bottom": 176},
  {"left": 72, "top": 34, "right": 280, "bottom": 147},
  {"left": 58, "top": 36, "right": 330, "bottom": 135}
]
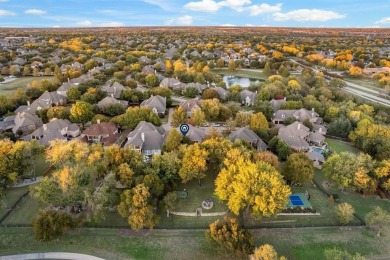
[
  {"left": 215, "top": 149, "right": 291, "bottom": 219},
  {"left": 349, "top": 66, "right": 363, "bottom": 77},
  {"left": 179, "top": 143, "right": 208, "bottom": 186}
]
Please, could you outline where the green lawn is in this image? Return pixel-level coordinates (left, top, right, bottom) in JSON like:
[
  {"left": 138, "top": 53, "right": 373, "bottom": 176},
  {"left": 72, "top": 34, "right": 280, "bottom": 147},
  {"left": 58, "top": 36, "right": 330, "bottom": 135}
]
[
  {"left": 0, "top": 76, "right": 58, "bottom": 97},
  {"left": 158, "top": 167, "right": 229, "bottom": 229},
  {"left": 345, "top": 77, "right": 383, "bottom": 91},
  {"left": 212, "top": 68, "right": 266, "bottom": 80},
  {"left": 325, "top": 138, "right": 360, "bottom": 154},
  {"left": 0, "top": 186, "right": 30, "bottom": 222},
  {"left": 34, "top": 154, "right": 50, "bottom": 177},
  {"left": 1, "top": 193, "right": 42, "bottom": 225},
  {"left": 1, "top": 227, "right": 389, "bottom": 260},
  {"left": 242, "top": 184, "right": 361, "bottom": 228}
]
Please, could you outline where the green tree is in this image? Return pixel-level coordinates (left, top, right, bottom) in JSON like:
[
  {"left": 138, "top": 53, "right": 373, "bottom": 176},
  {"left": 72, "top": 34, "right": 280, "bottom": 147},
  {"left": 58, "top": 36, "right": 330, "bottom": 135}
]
[
  {"left": 201, "top": 98, "right": 221, "bottom": 121},
  {"left": 228, "top": 59, "right": 236, "bottom": 72},
  {"left": 264, "top": 62, "right": 272, "bottom": 77},
  {"left": 67, "top": 87, "right": 81, "bottom": 102},
  {"left": 336, "top": 203, "right": 355, "bottom": 225},
  {"left": 365, "top": 207, "right": 390, "bottom": 236},
  {"left": 111, "top": 107, "right": 161, "bottom": 130},
  {"left": 70, "top": 101, "right": 94, "bottom": 128},
  {"left": 145, "top": 74, "right": 159, "bottom": 87},
  {"left": 32, "top": 209, "right": 78, "bottom": 242},
  {"left": 206, "top": 217, "right": 254, "bottom": 256},
  {"left": 201, "top": 88, "right": 220, "bottom": 100},
  {"left": 171, "top": 107, "right": 186, "bottom": 127},
  {"left": 183, "top": 86, "right": 199, "bottom": 98},
  {"left": 47, "top": 106, "right": 70, "bottom": 120},
  {"left": 282, "top": 153, "right": 314, "bottom": 185},
  {"left": 101, "top": 103, "right": 126, "bottom": 116}
]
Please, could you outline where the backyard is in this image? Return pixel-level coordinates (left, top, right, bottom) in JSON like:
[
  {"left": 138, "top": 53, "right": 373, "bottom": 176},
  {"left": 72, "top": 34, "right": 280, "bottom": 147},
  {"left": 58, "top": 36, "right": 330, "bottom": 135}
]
[{"left": 0, "top": 76, "right": 58, "bottom": 96}]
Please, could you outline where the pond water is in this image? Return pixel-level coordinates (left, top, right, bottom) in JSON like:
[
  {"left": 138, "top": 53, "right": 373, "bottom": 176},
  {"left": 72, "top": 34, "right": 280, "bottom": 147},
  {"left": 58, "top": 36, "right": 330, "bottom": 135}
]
[{"left": 222, "top": 75, "right": 263, "bottom": 88}]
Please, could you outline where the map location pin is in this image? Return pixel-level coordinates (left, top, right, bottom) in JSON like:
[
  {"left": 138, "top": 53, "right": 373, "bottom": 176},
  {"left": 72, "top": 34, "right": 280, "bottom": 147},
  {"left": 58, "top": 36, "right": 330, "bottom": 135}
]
[{"left": 179, "top": 124, "right": 190, "bottom": 136}]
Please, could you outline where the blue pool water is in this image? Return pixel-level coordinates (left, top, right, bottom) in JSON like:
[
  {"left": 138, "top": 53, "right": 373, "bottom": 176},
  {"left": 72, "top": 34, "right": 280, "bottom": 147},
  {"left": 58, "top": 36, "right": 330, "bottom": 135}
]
[{"left": 313, "top": 147, "right": 325, "bottom": 154}]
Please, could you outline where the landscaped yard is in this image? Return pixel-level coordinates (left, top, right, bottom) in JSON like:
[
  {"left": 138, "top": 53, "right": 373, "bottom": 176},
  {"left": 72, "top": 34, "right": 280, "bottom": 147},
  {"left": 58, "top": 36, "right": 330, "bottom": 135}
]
[
  {"left": 0, "top": 76, "right": 58, "bottom": 97},
  {"left": 212, "top": 68, "right": 266, "bottom": 80},
  {"left": 325, "top": 138, "right": 360, "bottom": 154}
]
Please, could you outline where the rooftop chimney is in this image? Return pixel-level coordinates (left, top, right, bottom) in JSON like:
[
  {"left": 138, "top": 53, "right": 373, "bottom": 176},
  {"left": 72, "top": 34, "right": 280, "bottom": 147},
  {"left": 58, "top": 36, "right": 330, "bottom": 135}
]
[
  {"left": 111, "top": 94, "right": 114, "bottom": 98},
  {"left": 27, "top": 100, "right": 30, "bottom": 106},
  {"left": 298, "top": 123, "right": 301, "bottom": 130},
  {"left": 97, "top": 119, "right": 101, "bottom": 124},
  {"left": 141, "top": 132, "right": 145, "bottom": 142},
  {"left": 43, "top": 124, "right": 47, "bottom": 131}
]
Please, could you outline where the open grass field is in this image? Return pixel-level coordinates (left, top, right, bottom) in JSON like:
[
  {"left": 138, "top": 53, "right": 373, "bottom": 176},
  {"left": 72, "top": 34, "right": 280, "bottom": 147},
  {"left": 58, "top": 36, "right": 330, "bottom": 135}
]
[
  {"left": 345, "top": 77, "right": 383, "bottom": 91},
  {"left": 325, "top": 138, "right": 360, "bottom": 154},
  {"left": 1, "top": 193, "right": 41, "bottom": 225},
  {"left": 0, "top": 186, "right": 29, "bottom": 221},
  {"left": 0, "top": 227, "right": 389, "bottom": 260},
  {"left": 212, "top": 68, "right": 266, "bottom": 80},
  {"left": 0, "top": 76, "right": 58, "bottom": 97}
]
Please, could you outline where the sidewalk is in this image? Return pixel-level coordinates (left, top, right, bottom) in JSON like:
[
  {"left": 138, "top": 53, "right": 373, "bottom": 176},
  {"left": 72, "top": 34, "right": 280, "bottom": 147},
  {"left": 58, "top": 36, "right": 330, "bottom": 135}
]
[
  {"left": 10, "top": 177, "right": 42, "bottom": 188},
  {"left": 0, "top": 252, "right": 106, "bottom": 260}
]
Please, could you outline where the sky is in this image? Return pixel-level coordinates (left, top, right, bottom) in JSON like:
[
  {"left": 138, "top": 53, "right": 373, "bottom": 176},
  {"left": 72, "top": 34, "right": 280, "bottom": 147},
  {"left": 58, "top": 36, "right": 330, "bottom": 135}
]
[{"left": 0, "top": 0, "right": 389, "bottom": 28}]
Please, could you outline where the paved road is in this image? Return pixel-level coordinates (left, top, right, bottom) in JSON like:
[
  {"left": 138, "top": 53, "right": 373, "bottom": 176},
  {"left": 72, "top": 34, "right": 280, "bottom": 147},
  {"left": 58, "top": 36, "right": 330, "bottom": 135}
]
[
  {"left": 162, "top": 108, "right": 173, "bottom": 131},
  {"left": 289, "top": 59, "right": 390, "bottom": 107},
  {"left": 0, "top": 252, "right": 106, "bottom": 260}
]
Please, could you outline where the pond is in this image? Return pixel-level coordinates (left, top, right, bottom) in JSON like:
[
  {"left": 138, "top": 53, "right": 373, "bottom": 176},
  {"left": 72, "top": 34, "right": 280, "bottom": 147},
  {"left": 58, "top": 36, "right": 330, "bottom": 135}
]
[{"left": 222, "top": 75, "right": 264, "bottom": 88}]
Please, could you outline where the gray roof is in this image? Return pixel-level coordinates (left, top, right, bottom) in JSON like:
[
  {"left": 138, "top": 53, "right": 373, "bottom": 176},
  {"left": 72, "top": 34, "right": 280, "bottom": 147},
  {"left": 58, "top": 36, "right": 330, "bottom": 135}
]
[
  {"left": 140, "top": 95, "right": 166, "bottom": 114},
  {"left": 273, "top": 108, "right": 320, "bottom": 122},
  {"left": 307, "top": 151, "right": 325, "bottom": 163},
  {"left": 29, "top": 119, "right": 79, "bottom": 146},
  {"left": 278, "top": 122, "right": 310, "bottom": 151},
  {"left": 11, "top": 112, "right": 43, "bottom": 135},
  {"left": 179, "top": 125, "right": 206, "bottom": 143},
  {"left": 97, "top": 96, "right": 128, "bottom": 108},
  {"left": 240, "top": 90, "right": 256, "bottom": 104},
  {"left": 125, "top": 121, "right": 165, "bottom": 151},
  {"left": 180, "top": 99, "right": 202, "bottom": 112},
  {"left": 101, "top": 82, "right": 128, "bottom": 99},
  {"left": 160, "top": 78, "right": 186, "bottom": 89},
  {"left": 214, "top": 87, "right": 228, "bottom": 100},
  {"left": 229, "top": 127, "right": 268, "bottom": 151},
  {"left": 270, "top": 98, "right": 286, "bottom": 111}
]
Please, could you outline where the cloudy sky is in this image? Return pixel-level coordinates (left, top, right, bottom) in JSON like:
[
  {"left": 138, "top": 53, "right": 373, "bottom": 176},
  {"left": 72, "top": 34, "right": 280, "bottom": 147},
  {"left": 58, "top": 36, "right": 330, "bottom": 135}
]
[{"left": 0, "top": 0, "right": 389, "bottom": 28}]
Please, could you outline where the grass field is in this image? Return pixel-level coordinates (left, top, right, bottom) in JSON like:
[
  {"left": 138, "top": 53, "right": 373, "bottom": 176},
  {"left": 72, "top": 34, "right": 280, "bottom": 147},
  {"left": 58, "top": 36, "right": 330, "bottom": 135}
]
[
  {"left": 345, "top": 77, "right": 383, "bottom": 91},
  {"left": 0, "top": 186, "right": 30, "bottom": 221},
  {"left": 212, "top": 68, "right": 266, "bottom": 80},
  {"left": 1, "top": 193, "right": 42, "bottom": 225},
  {"left": 325, "top": 138, "right": 360, "bottom": 154},
  {"left": 0, "top": 227, "right": 389, "bottom": 260},
  {"left": 0, "top": 76, "right": 58, "bottom": 96}
]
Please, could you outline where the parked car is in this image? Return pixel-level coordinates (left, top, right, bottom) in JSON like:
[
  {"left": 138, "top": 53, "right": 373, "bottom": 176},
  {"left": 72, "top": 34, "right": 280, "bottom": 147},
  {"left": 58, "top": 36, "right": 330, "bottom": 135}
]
[
  {"left": 211, "top": 123, "right": 220, "bottom": 127},
  {"left": 203, "top": 123, "right": 210, "bottom": 127}
]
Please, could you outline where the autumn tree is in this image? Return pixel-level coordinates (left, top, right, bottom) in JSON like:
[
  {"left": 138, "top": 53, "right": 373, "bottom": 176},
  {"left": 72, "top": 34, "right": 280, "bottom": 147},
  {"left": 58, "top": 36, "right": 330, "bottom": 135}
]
[
  {"left": 282, "top": 153, "right": 314, "bottom": 185},
  {"left": 67, "top": 87, "right": 81, "bottom": 102},
  {"left": 215, "top": 149, "right": 291, "bottom": 219},
  {"left": 201, "top": 137, "right": 233, "bottom": 168},
  {"left": 201, "top": 98, "right": 221, "bottom": 121},
  {"left": 47, "top": 106, "right": 70, "bottom": 120},
  {"left": 264, "top": 62, "right": 272, "bottom": 77},
  {"left": 206, "top": 217, "right": 254, "bottom": 256},
  {"left": 117, "top": 184, "right": 158, "bottom": 230},
  {"left": 349, "top": 66, "right": 363, "bottom": 77},
  {"left": 324, "top": 248, "right": 365, "bottom": 260},
  {"left": 228, "top": 59, "right": 236, "bottom": 72},
  {"left": 251, "top": 244, "right": 286, "bottom": 260},
  {"left": 111, "top": 107, "right": 161, "bottom": 130},
  {"left": 201, "top": 88, "right": 220, "bottom": 100},
  {"left": 171, "top": 107, "right": 186, "bottom": 127},
  {"left": 179, "top": 143, "right": 208, "bottom": 186},
  {"left": 253, "top": 151, "right": 279, "bottom": 169},
  {"left": 151, "top": 152, "right": 181, "bottom": 185},
  {"left": 336, "top": 203, "right": 355, "bottom": 225},
  {"left": 145, "top": 74, "right": 159, "bottom": 88},
  {"left": 165, "top": 129, "right": 183, "bottom": 152},
  {"left": 249, "top": 112, "right": 269, "bottom": 136},
  {"left": 235, "top": 112, "right": 251, "bottom": 127},
  {"left": 192, "top": 108, "right": 206, "bottom": 126},
  {"left": 70, "top": 101, "right": 94, "bottom": 128}
]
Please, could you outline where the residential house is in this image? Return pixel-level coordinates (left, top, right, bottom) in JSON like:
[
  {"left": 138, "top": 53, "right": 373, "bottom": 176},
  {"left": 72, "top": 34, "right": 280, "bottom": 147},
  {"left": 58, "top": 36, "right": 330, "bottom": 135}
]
[
  {"left": 97, "top": 96, "right": 128, "bottom": 110},
  {"left": 139, "top": 56, "right": 151, "bottom": 64},
  {"left": 179, "top": 125, "right": 206, "bottom": 143},
  {"left": 229, "top": 127, "right": 268, "bottom": 151},
  {"left": 240, "top": 90, "right": 256, "bottom": 106},
  {"left": 278, "top": 121, "right": 326, "bottom": 151},
  {"left": 140, "top": 95, "right": 166, "bottom": 116},
  {"left": 160, "top": 78, "right": 187, "bottom": 91},
  {"left": 27, "top": 118, "right": 80, "bottom": 146},
  {"left": 180, "top": 99, "right": 203, "bottom": 117},
  {"left": 142, "top": 65, "right": 155, "bottom": 75},
  {"left": 214, "top": 87, "right": 228, "bottom": 100},
  {"left": 272, "top": 108, "right": 322, "bottom": 125},
  {"left": 57, "top": 81, "right": 77, "bottom": 97},
  {"left": 81, "top": 121, "right": 120, "bottom": 146},
  {"left": 0, "top": 112, "right": 43, "bottom": 136},
  {"left": 13, "top": 58, "right": 27, "bottom": 66},
  {"left": 185, "top": 83, "right": 207, "bottom": 94},
  {"left": 306, "top": 151, "right": 325, "bottom": 169},
  {"left": 270, "top": 97, "right": 287, "bottom": 112},
  {"left": 16, "top": 91, "right": 67, "bottom": 115},
  {"left": 125, "top": 121, "right": 165, "bottom": 159},
  {"left": 101, "top": 82, "right": 128, "bottom": 99}
]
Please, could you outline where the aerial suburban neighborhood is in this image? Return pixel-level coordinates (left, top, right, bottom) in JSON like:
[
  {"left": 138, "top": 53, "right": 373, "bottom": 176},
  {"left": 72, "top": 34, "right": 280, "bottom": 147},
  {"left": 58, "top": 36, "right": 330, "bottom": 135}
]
[{"left": 0, "top": 2, "right": 390, "bottom": 259}]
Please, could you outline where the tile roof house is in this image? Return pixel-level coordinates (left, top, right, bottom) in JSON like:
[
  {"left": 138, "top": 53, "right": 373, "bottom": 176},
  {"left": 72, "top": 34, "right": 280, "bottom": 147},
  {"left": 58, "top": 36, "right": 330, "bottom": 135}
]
[
  {"left": 16, "top": 91, "right": 67, "bottom": 115},
  {"left": 306, "top": 151, "right": 325, "bottom": 169},
  {"left": 270, "top": 98, "right": 287, "bottom": 112},
  {"left": 0, "top": 112, "right": 43, "bottom": 136},
  {"left": 142, "top": 65, "right": 155, "bottom": 75},
  {"left": 125, "top": 121, "right": 165, "bottom": 159},
  {"left": 140, "top": 95, "right": 166, "bottom": 116},
  {"left": 178, "top": 125, "right": 206, "bottom": 143},
  {"left": 27, "top": 118, "right": 80, "bottom": 146},
  {"left": 81, "top": 121, "right": 120, "bottom": 146},
  {"left": 278, "top": 121, "right": 326, "bottom": 151},
  {"left": 180, "top": 99, "right": 203, "bottom": 117},
  {"left": 57, "top": 82, "right": 77, "bottom": 97},
  {"left": 185, "top": 83, "right": 207, "bottom": 94},
  {"left": 214, "top": 87, "right": 228, "bottom": 100},
  {"left": 101, "top": 82, "right": 128, "bottom": 99},
  {"left": 97, "top": 96, "right": 128, "bottom": 110},
  {"left": 272, "top": 108, "right": 322, "bottom": 125},
  {"left": 160, "top": 78, "right": 187, "bottom": 90},
  {"left": 240, "top": 90, "right": 256, "bottom": 106},
  {"left": 229, "top": 127, "right": 268, "bottom": 151}
]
